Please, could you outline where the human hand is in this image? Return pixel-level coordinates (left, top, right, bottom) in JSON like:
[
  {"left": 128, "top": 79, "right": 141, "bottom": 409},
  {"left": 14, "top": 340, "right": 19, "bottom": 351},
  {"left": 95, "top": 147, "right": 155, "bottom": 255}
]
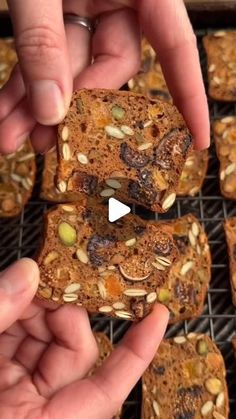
[
  {"left": 0, "top": 0, "right": 209, "bottom": 154},
  {"left": 0, "top": 258, "right": 168, "bottom": 419}
]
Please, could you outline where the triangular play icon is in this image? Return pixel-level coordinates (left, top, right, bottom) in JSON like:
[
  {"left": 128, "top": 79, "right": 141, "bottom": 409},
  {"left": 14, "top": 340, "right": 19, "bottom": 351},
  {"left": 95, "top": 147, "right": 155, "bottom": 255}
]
[{"left": 108, "top": 198, "right": 131, "bottom": 222}]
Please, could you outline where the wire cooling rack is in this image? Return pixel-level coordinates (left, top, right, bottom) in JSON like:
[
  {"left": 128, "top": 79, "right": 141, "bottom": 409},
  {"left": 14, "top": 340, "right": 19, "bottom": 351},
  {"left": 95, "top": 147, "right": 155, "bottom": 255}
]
[{"left": 0, "top": 28, "right": 236, "bottom": 419}]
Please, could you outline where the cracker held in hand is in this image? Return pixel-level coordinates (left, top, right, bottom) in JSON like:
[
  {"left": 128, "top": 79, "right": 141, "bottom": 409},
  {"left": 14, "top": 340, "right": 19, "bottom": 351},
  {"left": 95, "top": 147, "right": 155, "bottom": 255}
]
[
  {"left": 224, "top": 218, "right": 236, "bottom": 306},
  {"left": 142, "top": 334, "right": 229, "bottom": 419},
  {"left": 56, "top": 89, "right": 192, "bottom": 212},
  {"left": 36, "top": 201, "right": 178, "bottom": 320}
]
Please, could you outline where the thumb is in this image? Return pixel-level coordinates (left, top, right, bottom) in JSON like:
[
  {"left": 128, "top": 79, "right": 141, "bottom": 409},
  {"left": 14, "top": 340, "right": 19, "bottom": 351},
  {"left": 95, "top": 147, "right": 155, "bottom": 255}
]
[
  {"left": 0, "top": 258, "right": 39, "bottom": 333},
  {"left": 8, "top": 0, "right": 72, "bottom": 125}
]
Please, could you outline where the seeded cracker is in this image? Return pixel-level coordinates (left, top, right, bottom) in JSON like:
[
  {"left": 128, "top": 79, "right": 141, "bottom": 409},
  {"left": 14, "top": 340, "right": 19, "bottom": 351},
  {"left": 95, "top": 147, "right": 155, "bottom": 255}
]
[
  {"left": 128, "top": 38, "right": 171, "bottom": 102},
  {"left": 56, "top": 89, "right": 192, "bottom": 213},
  {"left": 142, "top": 334, "right": 229, "bottom": 419},
  {"left": 177, "top": 150, "right": 209, "bottom": 196},
  {"left": 0, "top": 39, "right": 36, "bottom": 217},
  {"left": 224, "top": 218, "right": 236, "bottom": 306},
  {"left": 36, "top": 201, "right": 210, "bottom": 322},
  {"left": 213, "top": 117, "right": 236, "bottom": 199},
  {"left": 203, "top": 31, "right": 236, "bottom": 102}
]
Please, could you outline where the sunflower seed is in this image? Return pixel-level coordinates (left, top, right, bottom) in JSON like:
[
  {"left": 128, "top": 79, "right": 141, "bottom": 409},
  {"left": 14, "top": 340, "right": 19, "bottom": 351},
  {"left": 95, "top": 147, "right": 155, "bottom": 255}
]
[
  {"left": 125, "top": 238, "right": 136, "bottom": 247},
  {"left": 98, "top": 305, "right": 113, "bottom": 313},
  {"left": 123, "top": 288, "right": 147, "bottom": 297},
  {"left": 143, "top": 120, "right": 153, "bottom": 128},
  {"left": 155, "top": 256, "right": 171, "bottom": 267},
  {"left": 173, "top": 336, "right": 186, "bottom": 344},
  {"left": 196, "top": 244, "right": 201, "bottom": 255},
  {"left": 107, "top": 265, "right": 116, "bottom": 271},
  {"left": 77, "top": 153, "right": 89, "bottom": 165},
  {"left": 112, "top": 302, "right": 125, "bottom": 310},
  {"left": 76, "top": 248, "right": 89, "bottom": 264},
  {"left": 115, "top": 310, "right": 132, "bottom": 319},
  {"left": 220, "top": 170, "right": 226, "bottom": 181},
  {"left": 100, "top": 188, "right": 115, "bottom": 197},
  {"left": 192, "top": 222, "right": 199, "bottom": 237},
  {"left": 205, "top": 378, "right": 222, "bottom": 395},
  {"left": 97, "top": 281, "right": 107, "bottom": 299},
  {"left": 17, "top": 193, "right": 23, "bottom": 205},
  {"left": 21, "top": 178, "right": 31, "bottom": 190},
  {"left": 62, "top": 143, "right": 71, "bottom": 160},
  {"left": 146, "top": 292, "right": 157, "bottom": 304},
  {"left": 11, "top": 173, "right": 22, "bottom": 183},
  {"left": 188, "top": 230, "right": 196, "bottom": 247},
  {"left": 162, "top": 193, "right": 176, "bottom": 211},
  {"left": 225, "top": 162, "right": 236, "bottom": 176},
  {"left": 18, "top": 152, "right": 35, "bottom": 162},
  {"left": 57, "top": 180, "right": 67, "bottom": 193},
  {"left": 214, "top": 31, "right": 226, "bottom": 37},
  {"left": 187, "top": 332, "right": 197, "bottom": 339},
  {"left": 152, "top": 261, "right": 165, "bottom": 271},
  {"left": 213, "top": 76, "right": 221, "bottom": 85},
  {"left": 221, "top": 116, "right": 234, "bottom": 123},
  {"left": 201, "top": 401, "right": 214, "bottom": 416},
  {"left": 105, "top": 179, "right": 122, "bottom": 189},
  {"left": 180, "top": 261, "right": 193, "bottom": 275},
  {"left": 64, "top": 283, "right": 81, "bottom": 294},
  {"left": 213, "top": 412, "right": 226, "bottom": 419},
  {"left": 137, "top": 142, "right": 152, "bottom": 151},
  {"left": 152, "top": 400, "right": 160, "bottom": 417},
  {"left": 105, "top": 125, "right": 125, "bottom": 139},
  {"left": 216, "top": 392, "right": 225, "bottom": 408},
  {"left": 63, "top": 293, "right": 78, "bottom": 302},
  {"left": 121, "top": 125, "right": 134, "bottom": 135},
  {"left": 128, "top": 79, "right": 135, "bottom": 89},
  {"left": 61, "top": 126, "right": 69, "bottom": 141},
  {"left": 61, "top": 205, "right": 74, "bottom": 212},
  {"left": 209, "top": 64, "right": 216, "bottom": 72}
]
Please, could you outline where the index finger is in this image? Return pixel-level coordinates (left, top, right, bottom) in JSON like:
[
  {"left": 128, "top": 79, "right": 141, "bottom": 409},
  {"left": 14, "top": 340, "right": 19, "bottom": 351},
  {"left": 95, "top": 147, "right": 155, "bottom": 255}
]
[{"left": 139, "top": 0, "right": 210, "bottom": 150}]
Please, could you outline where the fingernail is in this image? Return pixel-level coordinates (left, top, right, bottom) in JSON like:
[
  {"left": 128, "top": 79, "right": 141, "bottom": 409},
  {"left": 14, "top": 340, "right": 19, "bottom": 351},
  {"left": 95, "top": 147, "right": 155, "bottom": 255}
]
[
  {"left": 28, "top": 81, "right": 66, "bottom": 125},
  {"left": 0, "top": 260, "right": 35, "bottom": 295}
]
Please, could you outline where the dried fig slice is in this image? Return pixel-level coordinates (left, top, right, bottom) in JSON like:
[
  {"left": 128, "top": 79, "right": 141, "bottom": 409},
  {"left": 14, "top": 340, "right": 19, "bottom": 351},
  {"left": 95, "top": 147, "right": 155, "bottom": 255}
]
[
  {"left": 120, "top": 142, "right": 149, "bottom": 168},
  {"left": 119, "top": 255, "right": 153, "bottom": 281}
]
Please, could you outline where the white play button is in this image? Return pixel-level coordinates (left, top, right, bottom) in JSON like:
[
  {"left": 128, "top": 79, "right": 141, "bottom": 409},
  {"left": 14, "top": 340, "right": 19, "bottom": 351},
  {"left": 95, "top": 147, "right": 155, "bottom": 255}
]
[{"left": 108, "top": 198, "right": 131, "bottom": 222}]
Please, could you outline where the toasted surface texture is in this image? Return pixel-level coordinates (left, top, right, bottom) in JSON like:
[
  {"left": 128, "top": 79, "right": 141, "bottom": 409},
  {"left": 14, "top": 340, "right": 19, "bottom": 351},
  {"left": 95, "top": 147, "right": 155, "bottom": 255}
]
[
  {"left": 177, "top": 150, "right": 209, "bottom": 196},
  {"left": 0, "top": 141, "right": 36, "bottom": 217},
  {"left": 213, "top": 117, "right": 236, "bottom": 199},
  {"left": 0, "top": 38, "right": 17, "bottom": 88},
  {"left": 142, "top": 334, "right": 229, "bottom": 419},
  {"left": 36, "top": 202, "right": 210, "bottom": 322},
  {"left": 36, "top": 201, "right": 178, "bottom": 320},
  {"left": 203, "top": 31, "right": 236, "bottom": 101},
  {"left": 56, "top": 89, "right": 192, "bottom": 212},
  {"left": 224, "top": 218, "right": 236, "bottom": 306},
  {"left": 158, "top": 214, "right": 211, "bottom": 323},
  {"left": 128, "top": 38, "right": 171, "bottom": 102}
]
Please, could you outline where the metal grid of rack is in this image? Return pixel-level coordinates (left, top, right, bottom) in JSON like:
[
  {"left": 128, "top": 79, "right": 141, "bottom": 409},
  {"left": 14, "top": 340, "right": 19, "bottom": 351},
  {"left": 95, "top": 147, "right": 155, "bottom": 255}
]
[{"left": 0, "top": 29, "right": 236, "bottom": 418}]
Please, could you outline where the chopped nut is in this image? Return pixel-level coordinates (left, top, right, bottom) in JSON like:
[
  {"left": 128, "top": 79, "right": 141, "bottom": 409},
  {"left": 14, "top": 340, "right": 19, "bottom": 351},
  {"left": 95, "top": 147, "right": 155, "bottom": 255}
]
[
  {"left": 125, "top": 238, "right": 136, "bottom": 247},
  {"left": 205, "top": 378, "right": 222, "bottom": 395},
  {"left": 173, "top": 336, "right": 186, "bottom": 344},
  {"left": 188, "top": 230, "right": 196, "bottom": 247},
  {"left": 152, "top": 400, "right": 160, "bottom": 417},
  {"left": 180, "top": 261, "right": 194, "bottom": 275},
  {"left": 216, "top": 391, "right": 225, "bottom": 408},
  {"left": 97, "top": 280, "right": 107, "bottom": 299},
  {"left": 98, "top": 305, "right": 113, "bottom": 313},
  {"left": 57, "top": 180, "right": 67, "bottom": 193},
  {"left": 138, "top": 142, "right": 152, "bottom": 151},
  {"left": 209, "top": 64, "right": 216, "bottom": 72},
  {"left": 201, "top": 401, "right": 214, "bottom": 416},
  {"left": 161, "top": 193, "right": 176, "bottom": 211},
  {"left": 58, "top": 222, "right": 77, "bottom": 246},
  {"left": 146, "top": 292, "right": 157, "bottom": 304},
  {"left": 61, "top": 205, "right": 74, "bottom": 212},
  {"left": 43, "top": 251, "right": 59, "bottom": 265},
  {"left": 192, "top": 222, "right": 199, "bottom": 237},
  {"left": 38, "top": 287, "right": 52, "bottom": 299},
  {"left": 213, "top": 412, "right": 226, "bottom": 419}
]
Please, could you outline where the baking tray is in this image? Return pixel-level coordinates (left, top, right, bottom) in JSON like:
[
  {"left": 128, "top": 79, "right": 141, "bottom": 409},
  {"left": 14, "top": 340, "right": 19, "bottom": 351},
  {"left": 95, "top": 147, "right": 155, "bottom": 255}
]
[{"left": 0, "top": 18, "right": 236, "bottom": 419}]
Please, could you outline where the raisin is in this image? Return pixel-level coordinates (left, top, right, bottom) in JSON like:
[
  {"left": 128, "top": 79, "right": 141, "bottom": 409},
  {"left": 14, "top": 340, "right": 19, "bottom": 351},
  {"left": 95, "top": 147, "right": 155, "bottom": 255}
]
[
  {"left": 174, "top": 411, "right": 195, "bottom": 419},
  {"left": 153, "top": 365, "right": 165, "bottom": 375},
  {"left": 173, "top": 235, "right": 189, "bottom": 252},
  {"left": 233, "top": 244, "right": 236, "bottom": 261},
  {"left": 120, "top": 142, "right": 149, "bottom": 168},
  {"left": 128, "top": 169, "right": 159, "bottom": 206},
  {"left": 71, "top": 171, "right": 98, "bottom": 195},
  {"left": 174, "top": 282, "right": 196, "bottom": 305},
  {"left": 134, "top": 225, "right": 146, "bottom": 235},
  {"left": 177, "top": 385, "right": 203, "bottom": 398},
  {"left": 182, "top": 134, "right": 192, "bottom": 156},
  {"left": 154, "top": 239, "right": 173, "bottom": 256},
  {"left": 87, "top": 234, "right": 115, "bottom": 266}
]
